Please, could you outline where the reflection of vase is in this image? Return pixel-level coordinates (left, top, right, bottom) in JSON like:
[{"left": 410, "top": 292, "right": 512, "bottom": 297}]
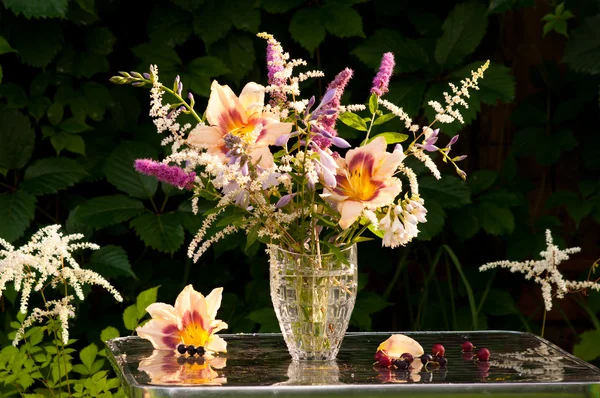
[
  {"left": 281, "top": 360, "right": 342, "bottom": 385},
  {"left": 269, "top": 244, "right": 358, "bottom": 361}
]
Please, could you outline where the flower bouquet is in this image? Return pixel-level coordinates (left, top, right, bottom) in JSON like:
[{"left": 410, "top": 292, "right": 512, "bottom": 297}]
[{"left": 111, "top": 33, "right": 488, "bottom": 360}]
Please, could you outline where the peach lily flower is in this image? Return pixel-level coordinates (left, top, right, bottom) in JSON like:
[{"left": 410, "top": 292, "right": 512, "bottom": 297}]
[
  {"left": 136, "top": 285, "right": 228, "bottom": 354},
  {"left": 324, "top": 136, "right": 404, "bottom": 229},
  {"left": 187, "top": 81, "right": 293, "bottom": 168}
]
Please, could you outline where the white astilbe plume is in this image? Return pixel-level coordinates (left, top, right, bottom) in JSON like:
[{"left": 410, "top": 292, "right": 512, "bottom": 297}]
[
  {"left": 479, "top": 229, "right": 598, "bottom": 311},
  {"left": 0, "top": 225, "right": 123, "bottom": 345},
  {"left": 13, "top": 297, "right": 75, "bottom": 346}
]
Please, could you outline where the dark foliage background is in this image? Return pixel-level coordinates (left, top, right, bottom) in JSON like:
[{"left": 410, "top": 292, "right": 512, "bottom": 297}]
[{"left": 1, "top": 0, "right": 599, "bottom": 380}]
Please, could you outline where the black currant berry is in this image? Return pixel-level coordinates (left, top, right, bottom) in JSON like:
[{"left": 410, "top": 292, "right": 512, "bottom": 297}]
[
  {"left": 395, "top": 360, "right": 409, "bottom": 370},
  {"left": 421, "top": 354, "right": 433, "bottom": 365},
  {"left": 437, "top": 356, "right": 448, "bottom": 367},
  {"left": 186, "top": 345, "right": 197, "bottom": 356},
  {"left": 196, "top": 346, "right": 206, "bottom": 356},
  {"left": 176, "top": 344, "right": 187, "bottom": 354}
]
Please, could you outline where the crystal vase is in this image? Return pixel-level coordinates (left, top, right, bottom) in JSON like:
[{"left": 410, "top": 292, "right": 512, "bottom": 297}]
[{"left": 269, "top": 244, "right": 358, "bottom": 361}]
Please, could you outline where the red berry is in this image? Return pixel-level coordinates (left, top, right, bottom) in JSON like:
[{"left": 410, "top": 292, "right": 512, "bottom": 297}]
[
  {"left": 400, "top": 353, "right": 414, "bottom": 363},
  {"left": 477, "top": 348, "right": 491, "bottom": 361},
  {"left": 374, "top": 350, "right": 385, "bottom": 362},
  {"left": 432, "top": 343, "right": 445, "bottom": 357},
  {"left": 461, "top": 341, "right": 474, "bottom": 352},
  {"left": 375, "top": 351, "right": 393, "bottom": 367}
]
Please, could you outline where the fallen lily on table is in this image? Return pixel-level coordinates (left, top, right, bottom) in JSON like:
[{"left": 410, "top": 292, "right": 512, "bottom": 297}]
[
  {"left": 110, "top": 32, "right": 490, "bottom": 262},
  {"left": 136, "top": 285, "right": 228, "bottom": 355}
]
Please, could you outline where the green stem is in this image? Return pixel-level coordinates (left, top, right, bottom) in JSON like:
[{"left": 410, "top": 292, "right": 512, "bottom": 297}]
[
  {"left": 445, "top": 257, "right": 458, "bottom": 330},
  {"left": 362, "top": 107, "right": 379, "bottom": 144},
  {"left": 443, "top": 244, "right": 478, "bottom": 329},
  {"left": 541, "top": 308, "right": 547, "bottom": 339},
  {"left": 160, "top": 194, "right": 169, "bottom": 213},
  {"left": 383, "top": 247, "right": 411, "bottom": 300},
  {"left": 415, "top": 247, "right": 442, "bottom": 329},
  {"left": 476, "top": 269, "right": 496, "bottom": 315},
  {"left": 160, "top": 84, "right": 202, "bottom": 123}
]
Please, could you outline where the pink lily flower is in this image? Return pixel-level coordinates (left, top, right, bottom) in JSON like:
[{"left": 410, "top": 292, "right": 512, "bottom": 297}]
[
  {"left": 187, "top": 81, "right": 293, "bottom": 168},
  {"left": 324, "top": 137, "right": 404, "bottom": 229},
  {"left": 136, "top": 285, "right": 228, "bottom": 354}
]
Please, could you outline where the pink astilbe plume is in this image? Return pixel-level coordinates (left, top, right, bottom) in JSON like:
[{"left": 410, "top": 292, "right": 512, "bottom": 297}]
[
  {"left": 135, "top": 159, "right": 196, "bottom": 190},
  {"left": 264, "top": 35, "right": 287, "bottom": 105},
  {"left": 315, "top": 68, "right": 354, "bottom": 148},
  {"left": 371, "top": 52, "right": 395, "bottom": 96}
]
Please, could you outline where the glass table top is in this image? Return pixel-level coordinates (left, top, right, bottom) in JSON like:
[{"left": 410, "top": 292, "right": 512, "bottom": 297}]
[{"left": 106, "top": 331, "right": 600, "bottom": 397}]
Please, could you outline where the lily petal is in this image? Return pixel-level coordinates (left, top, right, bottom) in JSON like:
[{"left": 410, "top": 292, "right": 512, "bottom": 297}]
[
  {"left": 204, "top": 287, "right": 223, "bottom": 321},
  {"left": 238, "top": 82, "right": 265, "bottom": 115},
  {"left": 338, "top": 200, "right": 364, "bottom": 229},
  {"left": 258, "top": 120, "right": 293, "bottom": 145},
  {"left": 145, "top": 303, "right": 182, "bottom": 330},
  {"left": 206, "top": 81, "right": 246, "bottom": 131},
  {"left": 136, "top": 318, "right": 181, "bottom": 350},
  {"left": 175, "top": 285, "right": 211, "bottom": 331},
  {"left": 206, "top": 334, "right": 227, "bottom": 353},
  {"left": 187, "top": 126, "right": 223, "bottom": 150},
  {"left": 249, "top": 146, "right": 275, "bottom": 169}
]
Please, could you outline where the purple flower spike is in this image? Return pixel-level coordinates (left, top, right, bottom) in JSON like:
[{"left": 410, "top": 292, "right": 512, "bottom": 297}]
[
  {"left": 454, "top": 155, "right": 468, "bottom": 162},
  {"left": 371, "top": 52, "right": 395, "bottom": 97},
  {"left": 331, "top": 136, "right": 351, "bottom": 148},
  {"left": 134, "top": 159, "right": 196, "bottom": 190},
  {"left": 449, "top": 135, "right": 459, "bottom": 146},
  {"left": 423, "top": 144, "right": 438, "bottom": 152},
  {"left": 276, "top": 194, "right": 295, "bottom": 208},
  {"left": 143, "top": 72, "right": 151, "bottom": 79},
  {"left": 275, "top": 133, "right": 292, "bottom": 146}
]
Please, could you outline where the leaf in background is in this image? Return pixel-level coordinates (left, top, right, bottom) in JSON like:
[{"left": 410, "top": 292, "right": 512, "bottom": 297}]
[
  {"left": 368, "top": 132, "right": 408, "bottom": 145},
  {"left": 132, "top": 42, "right": 182, "bottom": 78},
  {"left": 89, "top": 245, "right": 136, "bottom": 279},
  {"left": 231, "top": 2, "right": 261, "bottom": 33},
  {"left": 434, "top": 1, "right": 488, "bottom": 67},
  {"left": 27, "top": 96, "right": 51, "bottom": 121},
  {"left": 449, "top": 206, "right": 479, "bottom": 240},
  {"left": 170, "top": 0, "right": 202, "bottom": 11},
  {"left": 467, "top": 169, "right": 498, "bottom": 195},
  {"left": 136, "top": 286, "right": 161, "bottom": 318},
  {"left": 100, "top": 326, "right": 120, "bottom": 343},
  {"left": 47, "top": 102, "right": 64, "bottom": 126},
  {"left": 338, "top": 112, "right": 367, "bottom": 131},
  {"left": 453, "top": 61, "right": 515, "bottom": 104},
  {"left": 476, "top": 202, "right": 515, "bottom": 235},
  {"left": 0, "top": 190, "right": 36, "bottom": 242},
  {"left": 71, "top": 195, "right": 145, "bottom": 229},
  {"left": 0, "top": 82, "right": 28, "bottom": 108},
  {"left": 11, "top": 19, "right": 63, "bottom": 68},
  {"left": 0, "top": 109, "right": 35, "bottom": 170},
  {"left": 85, "top": 27, "right": 116, "bottom": 56},
  {"left": 564, "top": 15, "right": 600, "bottom": 75},
  {"left": 50, "top": 131, "right": 86, "bottom": 155},
  {"left": 289, "top": 7, "right": 326, "bottom": 53},
  {"left": 384, "top": 78, "right": 427, "bottom": 117},
  {"left": 574, "top": 330, "right": 600, "bottom": 362},
  {"left": 20, "top": 158, "right": 87, "bottom": 196},
  {"left": 423, "top": 82, "right": 481, "bottom": 135},
  {"left": 416, "top": 198, "right": 446, "bottom": 240},
  {"left": 488, "top": 0, "right": 534, "bottom": 14},
  {"left": 130, "top": 213, "right": 184, "bottom": 254},
  {"left": 79, "top": 343, "right": 97, "bottom": 371},
  {"left": 193, "top": 0, "right": 233, "bottom": 46},
  {"left": 104, "top": 141, "right": 159, "bottom": 199},
  {"left": 123, "top": 305, "right": 139, "bottom": 331},
  {"left": 247, "top": 308, "right": 280, "bottom": 332},
  {"left": 419, "top": 175, "right": 471, "bottom": 208},
  {"left": 352, "top": 29, "right": 430, "bottom": 73},
  {"left": 210, "top": 33, "right": 256, "bottom": 84},
  {"left": 148, "top": 4, "right": 193, "bottom": 47},
  {"left": 0, "top": 64, "right": 3, "bottom": 85},
  {"left": 3, "top": 0, "right": 68, "bottom": 18},
  {"left": 322, "top": 4, "right": 364, "bottom": 38},
  {"left": 0, "top": 37, "right": 16, "bottom": 55},
  {"left": 59, "top": 117, "right": 92, "bottom": 133},
  {"left": 261, "top": 0, "right": 303, "bottom": 13},
  {"left": 181, "top": 56, "right": 231, "bottom": 97}
]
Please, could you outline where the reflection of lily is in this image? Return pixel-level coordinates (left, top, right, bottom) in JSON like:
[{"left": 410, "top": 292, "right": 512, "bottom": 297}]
[
  {"left": 187, "top": 81, "right": 293, "bottom": 168},
  {"left": 139, "top": 349, "right": 227, "bottom": 386},
  {"left": 375, "top": 361, "right": 423, "bottom": 383},
  {"left": 136, "top": 285, "right": 227, "bottom": 354},
  {"left": 324, "top": 137, "right": 404, "bottom": 229}
]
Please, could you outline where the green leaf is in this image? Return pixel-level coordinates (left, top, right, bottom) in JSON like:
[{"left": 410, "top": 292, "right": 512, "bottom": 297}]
[
  {"left": 20, "top": 158, "right": 86, "bottom": 196},
  {"left": 0, "top": 64, "right": 3, "bottom": 85},
  {"left": 231, "top": 3, "right": 261, "bottom": 33},
  {"left": 130, "top": 213, "right": 184, "bottom": 254},
  {"left": 434, "top": 1, "right": 488, "bottom": 66},
  {"left": 192, "top": 1, "right": 233, "bottom": 46},
  {"left": 338, "top": 112, "right": 367, "bottom": 131},
  {"left": 453, "top": 61, "right": 515, "bottom": 104},
  {"left": 136, "top": 286, "right": 160, "bottom": 319},
  {"left": 247, "top": 308, "right": 280, "bottom": 332},
  {"left": 85, "top": 27, "right": 116, "bottom": 55},
  {"left": 182, "top": 56, "right": 231, "bottom": 97},
  {"left": 80, "top": 344, "right": 98, "bottom": 371},
  {"left": 0, "top": 82, "right": 28, "bottom": 108},
  {"left": 3, "top": 0, "right": 68, "bottom": 18},
  {"left": 61, "top": 133, "right": 86, "bottom": 156},
  {"left": 104, "top": 141, "right": 159, "bottom": 199},
  {"left": 419, "top": 175, "right": 471, "bottom": 209},
  {"left": 47, "top": 103, "right": 64, "bottom": 126},
  {"left": 261, "top": 0, "right": 303, "bottom": 13},
  {"left": 476, "top": 202, "right": 514, "bottom": 235},
  {"left": 0, "top": 190, "right": 36, "bottom": 242},
  {"left": 372, "top": 113, "right": 396, "bottom": 126},
  {"left": 289, "top": 7, "right": 326, "bottom": 53},
  {"left": 416, "top": 198, "right": 446, "bottom": 240},
  {"left": 574, "top": 329, "right": 600, "bottom": 361},
  {"left": 28, "top": 96, "right": 51, "bottom": 121},
  {"left": 89, "top": 245, "right": 136, "bottom": 279},
  {"left": 209, "top": 33, "right": 255, "bottom": 84},
  {"left": 564, "top": 15, "right": 600, "bottom": 75},
  {"left": 368, "top": 93, "right": 378, "bottom": 114},
  {"left": 353, "top": 29, "right": 429, "bottom": 74},
  {"left": 368, "top": 132, "right": 409, "bottom": 145},
  {"left": 322, "top": 4, "right": 364, "bottom": 38},
  {"left": 132, "top": 42, "right": 182, "bottom": 76},
  {"left": 123, "top": 305, "right": 139, "bottom": 331},
  {"left": 148, "top": 4, "right": 193, "bottom": 47},
  {"left": 0, "top": 37, "right": 16, "bottom": 55},
  {"left": 11, "top": 19, "right": 63, "bottom": 68},
  {"left": 59, "top": 118, "right": 92, "bottom": 133},
  {"left": 449, "top": 206, "right": 479, "bottom": 240},
  {"left": 488, "top": 0, "right": 534, "bottom": 14},
  {"left": 384, "top": 78, "right": 427, "bottom": 117},
  {"left": 72, "top": 195, "right": 145, "bottom": 229},
  {"left": 467, "top": 169, "right": 498, "bottom": 195},
  {"left": 0, "top": 109, "right": 35, "bottom": 170},
  {"left": 100, "top": 326, "right": 120, "bottom": 343}
]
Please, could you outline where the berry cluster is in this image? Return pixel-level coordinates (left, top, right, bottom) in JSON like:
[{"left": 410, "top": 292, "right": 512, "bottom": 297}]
[
  {"left": 374, "top": 350, "right": 415, "bottom": 370},
  {"left": 421, "top": 343, "right": 448, "bottom": 368},
  {"left": 461, "top": 341, "right": 491, "bottom": 362},
  {"left": 176, "top": 344, "right": 206, "bottom": 356}
]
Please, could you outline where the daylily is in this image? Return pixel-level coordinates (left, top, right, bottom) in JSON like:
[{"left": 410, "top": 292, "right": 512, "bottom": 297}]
[
  {"left": 187, "top": 81, "right": 293, "bottom": 168},
  {"left": 323, "top": 136, "right": 404, "bottom": 229},
  {"left": 377, "top": 334, "right": 424, "bottom": 358},
  {"left": 139, "top": 350, "right": 227, "bottom": 386},
  {"left": 136, "top": 285, "right": 228, "bottom": 354}
]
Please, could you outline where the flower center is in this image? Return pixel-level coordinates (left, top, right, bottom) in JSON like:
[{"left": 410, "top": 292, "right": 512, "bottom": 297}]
[
  {"left": 180, "top": 322, "right": 210, "bottom": 347},
  {"left": 336, "top": 167, "right": 381, "bottom": 202}
]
